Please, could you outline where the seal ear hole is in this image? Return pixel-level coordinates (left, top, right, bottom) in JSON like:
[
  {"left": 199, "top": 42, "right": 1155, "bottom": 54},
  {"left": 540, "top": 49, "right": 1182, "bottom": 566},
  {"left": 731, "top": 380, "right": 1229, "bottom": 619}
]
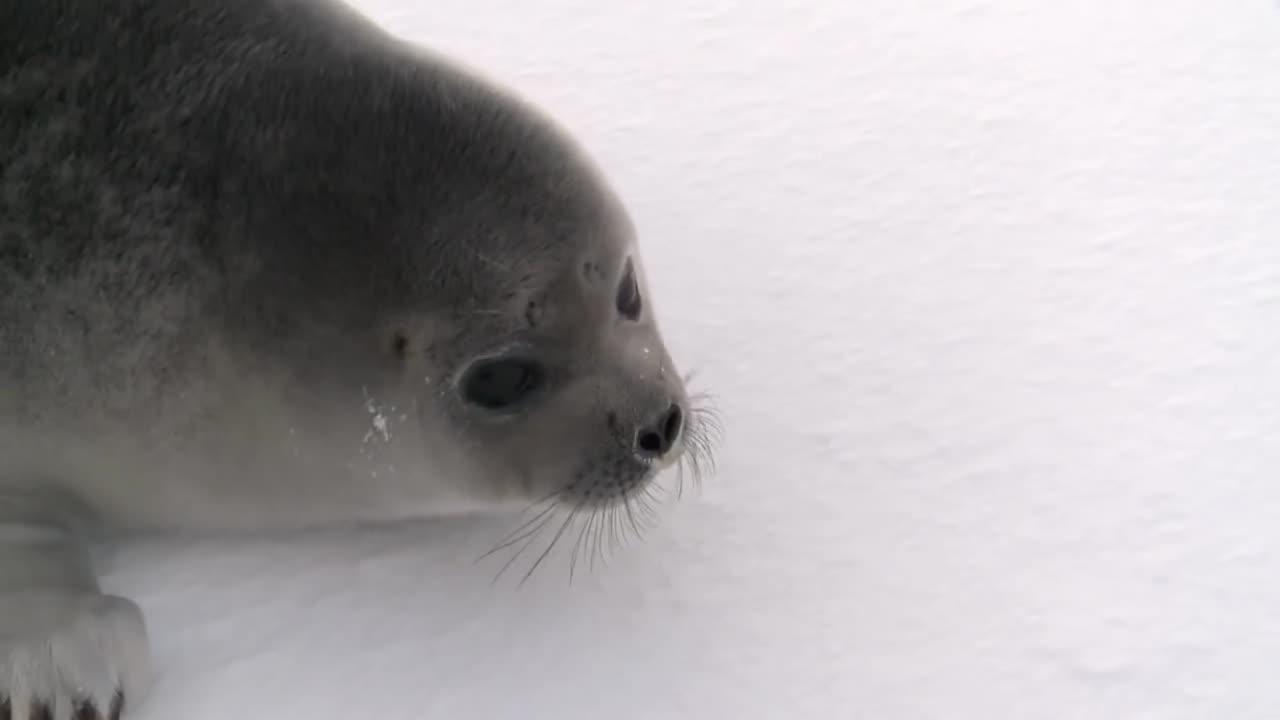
[
  {"left": 616, "top": 257, "right": 642, "bottom": 320},
  {"left": 460, "top": 356, "right": 545, "bottom": 411}
]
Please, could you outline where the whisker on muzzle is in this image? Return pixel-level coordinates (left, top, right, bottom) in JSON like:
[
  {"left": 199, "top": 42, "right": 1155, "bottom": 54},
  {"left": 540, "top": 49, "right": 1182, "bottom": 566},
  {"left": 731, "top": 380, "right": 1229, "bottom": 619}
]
[{"left": 480, "top": 371, "right": 723, "bottom": 585}]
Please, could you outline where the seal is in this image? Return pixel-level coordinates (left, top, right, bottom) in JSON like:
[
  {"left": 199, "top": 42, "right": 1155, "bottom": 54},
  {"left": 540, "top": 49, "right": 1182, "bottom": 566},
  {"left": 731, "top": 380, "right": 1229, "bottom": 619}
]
[{"left": 0, "top": 0, "right": 720, "bottom": 716}]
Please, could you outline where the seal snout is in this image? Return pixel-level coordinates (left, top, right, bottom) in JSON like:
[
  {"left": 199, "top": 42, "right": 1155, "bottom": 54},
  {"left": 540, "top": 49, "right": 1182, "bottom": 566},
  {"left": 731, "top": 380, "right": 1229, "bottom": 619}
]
[{"left": 634, "top": 402, "right": 684, "bottom": 460}]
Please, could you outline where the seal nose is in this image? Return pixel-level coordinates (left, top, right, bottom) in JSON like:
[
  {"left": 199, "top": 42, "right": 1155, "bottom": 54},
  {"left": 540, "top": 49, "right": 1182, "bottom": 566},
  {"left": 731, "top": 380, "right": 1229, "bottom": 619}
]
[{"left": 634, "top": 403, "right": 684, "bottom": 459}]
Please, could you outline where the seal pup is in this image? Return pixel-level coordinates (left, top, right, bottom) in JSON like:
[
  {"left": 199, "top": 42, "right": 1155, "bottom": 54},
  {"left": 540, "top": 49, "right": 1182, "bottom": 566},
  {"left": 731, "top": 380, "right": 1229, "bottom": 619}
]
[{"left": 0, "top": 0, "right": 719, "bottom": 716}]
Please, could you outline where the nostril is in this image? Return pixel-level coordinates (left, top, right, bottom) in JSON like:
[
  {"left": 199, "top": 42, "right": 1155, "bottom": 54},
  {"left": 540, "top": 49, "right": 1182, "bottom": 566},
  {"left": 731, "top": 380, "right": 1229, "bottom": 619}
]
[
  {"left": 661, "top": 403, "right": 683, "bottom": 448},
  {"left": 637, "top": 429, "right": 664, "bottom": 455},
  {"left": 634, "top": 403, "right": 684, "bottom": 458}
]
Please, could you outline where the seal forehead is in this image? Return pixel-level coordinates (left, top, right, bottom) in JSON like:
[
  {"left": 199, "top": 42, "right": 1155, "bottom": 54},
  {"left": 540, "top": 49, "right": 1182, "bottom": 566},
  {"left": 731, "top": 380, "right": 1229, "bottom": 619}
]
[{"left": 390, "top": 79, "right": 638, "bottom": 307}]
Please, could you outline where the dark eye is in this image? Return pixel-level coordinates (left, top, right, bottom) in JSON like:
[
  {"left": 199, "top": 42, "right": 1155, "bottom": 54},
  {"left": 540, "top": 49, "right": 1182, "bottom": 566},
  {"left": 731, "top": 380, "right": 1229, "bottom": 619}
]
[
  {"left": 460, "top": 356, "right": 544, "bottom": 411},
  {"left": 616, "top": 257, "right": 642, "bottom": 320}
]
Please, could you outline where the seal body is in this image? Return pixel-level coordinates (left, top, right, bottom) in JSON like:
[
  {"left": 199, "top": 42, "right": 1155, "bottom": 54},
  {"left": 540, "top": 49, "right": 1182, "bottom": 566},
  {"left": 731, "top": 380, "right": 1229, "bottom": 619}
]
[{"left": 0, "top": 0, "right": 705, "bottom": 715}]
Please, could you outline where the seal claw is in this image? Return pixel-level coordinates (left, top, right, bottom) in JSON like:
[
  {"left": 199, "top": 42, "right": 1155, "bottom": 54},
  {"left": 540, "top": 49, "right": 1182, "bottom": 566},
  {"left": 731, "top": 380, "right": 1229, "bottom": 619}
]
[{"left": 73, "top": 697, "right": 103, "bottom": 720}]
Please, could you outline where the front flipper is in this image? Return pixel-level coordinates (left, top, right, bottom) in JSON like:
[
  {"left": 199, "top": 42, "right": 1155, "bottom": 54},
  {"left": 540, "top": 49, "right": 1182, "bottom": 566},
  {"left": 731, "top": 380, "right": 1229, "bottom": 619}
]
[{"left": 0, "top": 516, "right": 150, "bottom": 719}]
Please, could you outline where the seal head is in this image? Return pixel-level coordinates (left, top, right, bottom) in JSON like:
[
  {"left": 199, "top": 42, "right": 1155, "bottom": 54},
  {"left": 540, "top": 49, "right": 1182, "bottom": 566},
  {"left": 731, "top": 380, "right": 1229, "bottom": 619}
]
[{"left": 174, "top": 10, "right": 704, "bottom": 521}]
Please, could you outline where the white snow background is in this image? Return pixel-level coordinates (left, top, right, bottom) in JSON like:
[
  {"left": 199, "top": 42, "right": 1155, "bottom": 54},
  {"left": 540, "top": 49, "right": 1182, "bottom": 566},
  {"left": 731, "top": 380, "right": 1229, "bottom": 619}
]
[{"left": 99, "top": 0, "right": 1280, "bottom": 718}]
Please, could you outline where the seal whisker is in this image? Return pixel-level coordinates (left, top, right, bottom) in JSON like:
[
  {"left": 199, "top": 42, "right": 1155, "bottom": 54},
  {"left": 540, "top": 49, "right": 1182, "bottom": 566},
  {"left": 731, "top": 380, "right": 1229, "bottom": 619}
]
[
  {"left": 614, "top": 502, "right": 628, "bottom": 557},
  {"left": 590, "top": 504, "right": 609, "bottom": 573},
  {"left": 491, "top": 505, "right": 560, "bottom": 584},
  {"left": 621, "top": 492, "right": 642, "bottom": 544},
  {"left": 629, "top": 504, "right": 655, "bottom": 543},
  {"left": 638, "top": 485, "right": 663, "bottom": 524},
  {"left": 640, "top": 486, "right": 666, "bottom": 535},
  {"left": 478, "top": 505, "right": 557, "bottom": 563},
  {"left": 568, "top": 503, "right": 595, "bottom": 584},
  {"left": 520, "top": 502, "right": 580, "bottom": 586},
  {"left": 687, "top": 446, "right": 706, "bottom": 493},
  {"left": 605, "top": 504, "right": 623, "bottom": 563},
  {"left": 689, "top": 404, "right": 724, "bottom": 448},
  {"left": 488, "top": 491, "right": 559, "bottom": 545},
  {"left": 476, "top": 490, "right": 562, "bottom": 562},
  {"left": 671, "top": 375, "right": 724, "bottom": 499},
  {"left": 677, "top": 448, "right": 699, "bottom": 495},
  {"left": 678, "top": 399, "right": 722, "bottom": 495},
  {"left": 585, "top": 506, "right": 599, "bottom": 574}
]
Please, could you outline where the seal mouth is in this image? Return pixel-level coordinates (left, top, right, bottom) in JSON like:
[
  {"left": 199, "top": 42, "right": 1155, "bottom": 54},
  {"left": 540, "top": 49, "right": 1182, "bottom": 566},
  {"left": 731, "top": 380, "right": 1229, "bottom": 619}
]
[
  {"left": 560, "top": 456, "right": 657, "bottom": 507},
  {"left": 477, "top": 381, "right": 722, "bottom": 584}
]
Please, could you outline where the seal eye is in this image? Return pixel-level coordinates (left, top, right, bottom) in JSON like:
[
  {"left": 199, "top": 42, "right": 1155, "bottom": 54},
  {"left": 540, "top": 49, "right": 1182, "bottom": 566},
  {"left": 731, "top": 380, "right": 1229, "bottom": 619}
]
[
  {"left": 460, "top": 356, "right": 544, "bottom": 411},
  {"left": 616, "top": 257, "right": 642, "bottom": 320}
]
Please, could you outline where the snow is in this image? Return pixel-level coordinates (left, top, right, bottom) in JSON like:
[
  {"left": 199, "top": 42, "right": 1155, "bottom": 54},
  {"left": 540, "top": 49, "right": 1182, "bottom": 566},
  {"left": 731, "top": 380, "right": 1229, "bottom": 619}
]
[{"left": 104, "top": 0, "right": 1280, "bottom": 717}]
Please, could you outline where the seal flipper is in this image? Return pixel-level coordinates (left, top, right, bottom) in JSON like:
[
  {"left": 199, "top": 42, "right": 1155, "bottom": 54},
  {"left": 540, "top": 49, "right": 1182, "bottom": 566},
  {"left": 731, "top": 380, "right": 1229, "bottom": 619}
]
[{"left": 0, "top": 495, "right": 149, "bottom": 719}]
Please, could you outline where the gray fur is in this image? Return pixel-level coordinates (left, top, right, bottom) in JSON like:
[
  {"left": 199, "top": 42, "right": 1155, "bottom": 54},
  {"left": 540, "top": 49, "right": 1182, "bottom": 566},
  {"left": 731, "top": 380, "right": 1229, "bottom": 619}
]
[{"left": 0, "top": 0, "right": 712, "bottom": 715}]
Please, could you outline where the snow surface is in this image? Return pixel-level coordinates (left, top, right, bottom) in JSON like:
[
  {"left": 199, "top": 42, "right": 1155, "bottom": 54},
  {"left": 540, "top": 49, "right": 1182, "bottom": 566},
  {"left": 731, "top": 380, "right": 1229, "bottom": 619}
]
[{"left": 103, "top": 0, "right": 1280, "bottom": 717}]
